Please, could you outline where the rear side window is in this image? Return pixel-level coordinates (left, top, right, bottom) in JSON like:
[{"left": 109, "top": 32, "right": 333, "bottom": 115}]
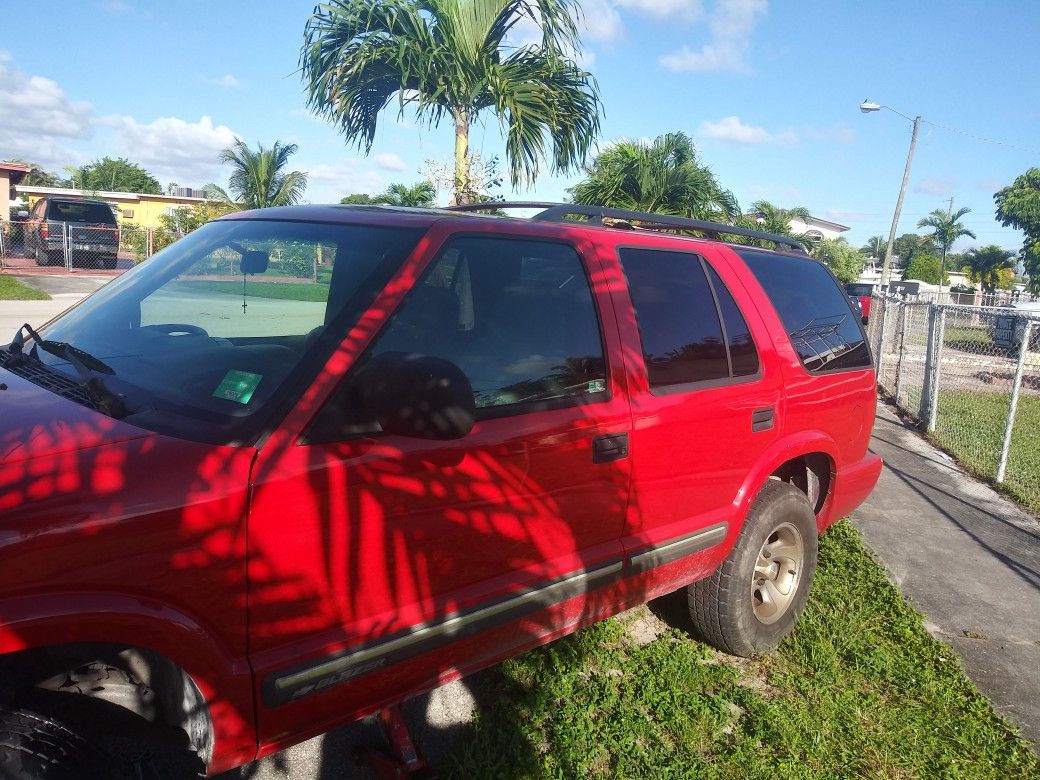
[
  {"left": 618, "top": 248, "right": 759, "bottom": 391},
  {"left": 47, "top": 201, "right": 117, "bottom": 224},
  {"left": 738, "top": 249, "right": 870, "bottom": 373}
]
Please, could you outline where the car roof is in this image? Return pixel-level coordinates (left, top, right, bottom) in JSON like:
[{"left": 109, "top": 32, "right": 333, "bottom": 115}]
[{"left": 220, "top": 204, "right": 809, "bottom": 261}]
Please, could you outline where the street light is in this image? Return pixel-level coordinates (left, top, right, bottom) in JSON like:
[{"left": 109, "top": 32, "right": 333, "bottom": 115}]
[{"left": 860, "top": 100, "right": 922, "bottom": 290}]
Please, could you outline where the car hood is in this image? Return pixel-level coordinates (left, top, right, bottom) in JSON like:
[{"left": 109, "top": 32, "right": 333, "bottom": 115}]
[{"left": 0, "top": 363, "right": 149, "bottom": 466}]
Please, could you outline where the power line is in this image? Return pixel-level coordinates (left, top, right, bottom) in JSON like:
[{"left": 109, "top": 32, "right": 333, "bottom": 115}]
[{"left": 921, "top": 117, "right": 1040, "bottom": 156}]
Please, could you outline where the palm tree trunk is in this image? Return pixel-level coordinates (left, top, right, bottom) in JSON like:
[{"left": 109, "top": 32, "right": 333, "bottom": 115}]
[{"left": 452, "top": 110, "right": 470, "bottom": 206}]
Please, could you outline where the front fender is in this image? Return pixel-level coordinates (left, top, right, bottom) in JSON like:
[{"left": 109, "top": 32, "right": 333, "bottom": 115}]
[{"left": 0, "top": 592, "right": 257, "bottom": 774}]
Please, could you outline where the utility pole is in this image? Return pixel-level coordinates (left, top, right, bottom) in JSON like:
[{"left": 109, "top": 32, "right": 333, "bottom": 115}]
[{"left": 879, "top": 115, "right": 922, "bottom": 290}]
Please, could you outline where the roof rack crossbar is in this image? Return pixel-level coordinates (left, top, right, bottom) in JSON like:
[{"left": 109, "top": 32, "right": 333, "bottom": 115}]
[{"left": 446, "top": 202, "right": 807, "bottom": 253}]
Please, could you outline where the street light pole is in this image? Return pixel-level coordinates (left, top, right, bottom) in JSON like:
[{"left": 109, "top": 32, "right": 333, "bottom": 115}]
[{"left": 861, "top": 101, "right": 921, "bottom": 290}]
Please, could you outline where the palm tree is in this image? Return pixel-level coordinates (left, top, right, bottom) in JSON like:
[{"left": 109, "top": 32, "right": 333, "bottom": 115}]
[
  {"left": 207, "top": 140, "right": 308, "bottom": 210},
  {"left": 379, "top": 181, "right": 437, "bottom": 208},
  {"left": 744, "top": 200, "right": 812, "bottom": 237},
  {"left": 569, "top": 132, "right": 740, "bottom": 221},
  {"left": 917, "top": 207, "right": 976, "bottom": 270},
  {"left": 860, "top": 235, "right": 886, "bottom": 260},
  {"left": 963, "top": 245, "right": 1015, "bottom": 292},
  {"left": 300, "top": 0, "right": 601, "bottom": 204}
]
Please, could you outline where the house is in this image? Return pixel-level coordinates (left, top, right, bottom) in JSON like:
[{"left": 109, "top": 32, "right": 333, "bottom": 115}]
[
  {"left": 15, "top": 185, "right": 210, "bottom": 230},
  {"left": 788, "top": 215, "right": 850, "bottom": 242},
  {"left": 0, "top": 162, "right": 31, "bottom": 223}
]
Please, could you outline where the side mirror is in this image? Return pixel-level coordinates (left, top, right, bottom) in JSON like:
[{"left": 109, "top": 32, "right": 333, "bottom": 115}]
[{"left": 354, "top": 351, "right": 475, "bottom": 440}]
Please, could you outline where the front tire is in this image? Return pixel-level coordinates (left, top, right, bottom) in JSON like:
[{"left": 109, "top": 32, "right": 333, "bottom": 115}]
[
  {"left": 688, "top": 480, "right": 818, "bottom": 657},
  {"left": 0, "top": 664, "right": 204, "bottom": 779}
]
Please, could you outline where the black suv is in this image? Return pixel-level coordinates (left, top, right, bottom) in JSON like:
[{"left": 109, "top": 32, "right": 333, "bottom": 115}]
[{"left": 26, "top": 197, "right": 120, "bottom": 269}]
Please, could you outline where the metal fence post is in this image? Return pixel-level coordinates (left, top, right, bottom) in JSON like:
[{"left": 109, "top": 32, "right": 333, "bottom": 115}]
[
  {"left": 927, "top": 307, "right": 946, "bottom": 433},
  {"left": 997, "top": 320, "right": 1032, "bottom": 483},
  {"left": 893, "top": 303, "right": 910, "bottom": 411},
  {"left": 873, "top": 296, "right": 888, "bottom": 370},
  {"left": 63, "top": 223, "right": 72, "bottom": 271}
]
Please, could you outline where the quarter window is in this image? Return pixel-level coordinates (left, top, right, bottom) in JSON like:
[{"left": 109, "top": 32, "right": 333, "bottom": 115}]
[{"left": 738, "top": 249, "right": 871, "bottom": 372}]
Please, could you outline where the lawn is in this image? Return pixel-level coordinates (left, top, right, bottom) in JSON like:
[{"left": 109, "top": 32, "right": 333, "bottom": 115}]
[
  {"left": 176, "top": 279, "right": 329, "bottom": 302},
  {"left": 932, "top": 390, "right": 1040, "bottom": 513},
  {"left": 446, "top": 522, "right": 1038, "bottom": 779},
  {"left": 0, "top": 276, "right": 50, "bottom": 301}
]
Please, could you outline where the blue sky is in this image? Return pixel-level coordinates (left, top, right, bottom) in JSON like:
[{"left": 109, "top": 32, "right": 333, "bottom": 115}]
[{"left": 2, "top": 0, "right": 1037, "bottom": 252}]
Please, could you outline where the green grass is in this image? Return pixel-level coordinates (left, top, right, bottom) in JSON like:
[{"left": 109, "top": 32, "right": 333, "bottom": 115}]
[
  {"left": 445, "top": 522, "right": 1038, "bottom": 779},
  {"left": 174, "top": 279, "right": 329, "bottom": 302},
  {"left": 932, "top": 391, "right": 1040, "bottom": 513},
  {"left": 0, "top": 276, "right": 50, "bottom": 301},
  {"left": 944, "top": 325, "right": 994, "bottom": 347}
]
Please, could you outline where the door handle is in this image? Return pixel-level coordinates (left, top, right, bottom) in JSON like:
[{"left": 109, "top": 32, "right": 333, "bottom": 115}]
[
  {"left": 752, "top": 407, "right": 775, "bottom": 432},
  {"left": 592, "top": 433, "right": 629, "bottom": 463}
]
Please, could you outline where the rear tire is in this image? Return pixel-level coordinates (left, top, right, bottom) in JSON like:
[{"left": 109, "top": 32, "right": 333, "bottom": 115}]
[
  {"left": 688, "top": 480, "right": 819, "bottom": 657},
  {"left": 33, "top": 243, "right": 50, "bottom": 267}
]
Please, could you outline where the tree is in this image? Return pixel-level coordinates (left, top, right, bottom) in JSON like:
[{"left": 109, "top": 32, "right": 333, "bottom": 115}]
[
  {"left": 859, "top": 234, "right": 886, "bottom": 260},
  {"left": 811, "top": 237, "right": 865, "bottom": 284},
  {"left": 962, "top": 245, "right": 1016, "bottom": 293},
  {"left": 79, "top": 157, "right": 161, "bottom": 194},
  {"left": 300, "top": 0, "right": 601, "bottom": 204},
  {"left": 903, "top": 254, "right": 948, "bottom": 285},
  {"left": 994, "top": 168, "right": 1040, "bottom": 292},
  {"left": 893, "top": 232, "right": 934, "bottom": 267},
  {"left": 207, "top": 140, "right": 308, "bottom": 210},
  {"left": 745, "top": 200, "right": 812, "bottom": 237},
  {"left": 340, "top": 193, "right": 382, "bottom": 205},
  {"left": 917, "top": 207, "right": 976, "bottom": 271},
  {"left": 378, "top": 181, "right": 437, "bottom": 207},
  {"left": 5, "top": 160, "right": 65, "bottom": 187},
  {"left": 569, "top": 132, "right": 739, "bottom": 221}
]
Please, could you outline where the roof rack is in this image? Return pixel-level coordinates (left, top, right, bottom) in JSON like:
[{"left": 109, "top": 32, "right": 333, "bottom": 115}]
[{"left": 447, "top": 201, "right": 808, "bottom": 253}]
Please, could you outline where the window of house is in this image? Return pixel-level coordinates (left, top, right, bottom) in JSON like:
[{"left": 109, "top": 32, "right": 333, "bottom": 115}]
[{"left": 618, "top": 247, "right": 760, "bottom": 391}]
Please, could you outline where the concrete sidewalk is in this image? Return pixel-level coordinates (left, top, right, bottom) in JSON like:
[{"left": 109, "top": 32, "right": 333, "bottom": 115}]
[
  {"left": 854, "top": 402, "right": 1040, "bottom": 749},
  {"left": 0, "top": 275, "right": 107, "bottom": 335}
]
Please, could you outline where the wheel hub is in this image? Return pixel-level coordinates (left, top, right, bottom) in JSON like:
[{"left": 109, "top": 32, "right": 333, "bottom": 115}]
[{"left": 751, "top": 522, "right": 804, "bottom": 625}]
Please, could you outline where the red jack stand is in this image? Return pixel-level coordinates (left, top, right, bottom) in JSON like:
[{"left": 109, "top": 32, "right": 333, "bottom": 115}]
[{"left": 358, "top": 704, "right": 438, "bottom": 779}]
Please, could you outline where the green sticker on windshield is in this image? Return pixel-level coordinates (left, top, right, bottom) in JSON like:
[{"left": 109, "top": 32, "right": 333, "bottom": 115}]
[{"left": 213, "top": 370, "right": 262, "bottom": 404}]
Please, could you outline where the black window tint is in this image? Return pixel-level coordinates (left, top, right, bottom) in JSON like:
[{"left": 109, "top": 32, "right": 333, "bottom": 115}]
[
  {"left": 704, "top": 262, "right": 759, "bottom": 377},
  {"left": 739, "top": 249, "right": 870, "bottom": 372},
  {"left": 619, "top": 248, "right": 729, "bottom": 388},
  {"left": 47, "top": 200, "right": 116, "bottom": 224},
  {"left": 308, "top": 237, "right": 607, "bottom": 440}
]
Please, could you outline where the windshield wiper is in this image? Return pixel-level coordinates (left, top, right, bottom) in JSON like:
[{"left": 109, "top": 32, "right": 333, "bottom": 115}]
[{"left": 9, "top": 323, "right": 129, "bottom": 418}]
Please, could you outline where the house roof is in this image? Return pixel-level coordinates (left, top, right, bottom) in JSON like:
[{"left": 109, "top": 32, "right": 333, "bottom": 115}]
[
  {"left": 15, "top": 185, "right": 209, "bottom": 203},
  {"left": 796, "top": 215, "right": 850, "bottom": 232},
  {"left": 0, "top": 161, "right": 31, "bottom": 184}
]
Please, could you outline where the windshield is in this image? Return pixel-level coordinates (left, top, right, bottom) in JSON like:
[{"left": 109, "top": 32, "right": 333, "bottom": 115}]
[
  {"left": 48, "top": 200, "right": 117, "bottom": 224},
  {"left": 31, "top": 218, "right": 424, "bottom": 444}
]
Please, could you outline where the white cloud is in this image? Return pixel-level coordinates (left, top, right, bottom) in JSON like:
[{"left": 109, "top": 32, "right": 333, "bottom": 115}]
[
  {"left": 304, "top": 160, "right": 385, "bottom": 203},
  {"left": 101, "top": 114, "right": 238, "bottom": 184},
  {"left": 579, "top": 0, "right": 625, "bottom": 42},
  {"left": 827, "top": 208, "right": 868, "bottom": 223},
  {"left": 615, "top": 0, "right": 702, "bottom": 22},
  {"left": 697, "top": 116, "right": 773, "bottom": 144},
  {"left": 207, "top": 73, "right": 240, "bottom": 89},
  {"left": 975, "top": 177, "right": 1003, "bottom": 192},
  {"left": 660, "top": 0, "right": 767, "bottom": 73},
  {"left": 375, "top": 152, "right": 408, "bottom": 172},
  {"left": 914, "top": 177, "right": 959, "bottom": 195},
  {"left": 0, "top": 54, "right": 94, "bottom": 169}
]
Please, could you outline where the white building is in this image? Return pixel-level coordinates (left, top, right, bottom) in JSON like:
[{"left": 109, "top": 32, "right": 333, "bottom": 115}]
[{"left": 788, "top": 215, "right": 850, "bottom": 242}]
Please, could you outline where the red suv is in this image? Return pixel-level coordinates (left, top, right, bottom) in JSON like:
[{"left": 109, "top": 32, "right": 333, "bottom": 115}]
[{"left": 0, "top": 204, "right": 881, "bottom": 777}]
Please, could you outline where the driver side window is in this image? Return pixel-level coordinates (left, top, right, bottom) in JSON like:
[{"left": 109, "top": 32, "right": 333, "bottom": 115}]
[{"left": 305, "top": 236, "right": 608, "bottom": 443}]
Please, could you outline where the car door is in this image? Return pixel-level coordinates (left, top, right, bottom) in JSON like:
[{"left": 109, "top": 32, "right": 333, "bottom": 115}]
[
  {"left": 603, "top": 241, "right": 785, "bottom": 598},
  {"left": 247, "top": 228, "right": 632, "bottom": 744}
]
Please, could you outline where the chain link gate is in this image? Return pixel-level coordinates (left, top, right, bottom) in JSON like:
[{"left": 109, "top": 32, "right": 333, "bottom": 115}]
[{"left": 871, "top": 294, "right": 1040, "bottom": 513}]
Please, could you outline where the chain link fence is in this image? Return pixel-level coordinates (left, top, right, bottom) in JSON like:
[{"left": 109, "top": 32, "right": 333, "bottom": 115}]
[
  {"left": 871, "top": 295, "right": 1040, "bottom": 512},
  {"left": 1, "top": 220, "right": 178, "bottom": 271}
]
